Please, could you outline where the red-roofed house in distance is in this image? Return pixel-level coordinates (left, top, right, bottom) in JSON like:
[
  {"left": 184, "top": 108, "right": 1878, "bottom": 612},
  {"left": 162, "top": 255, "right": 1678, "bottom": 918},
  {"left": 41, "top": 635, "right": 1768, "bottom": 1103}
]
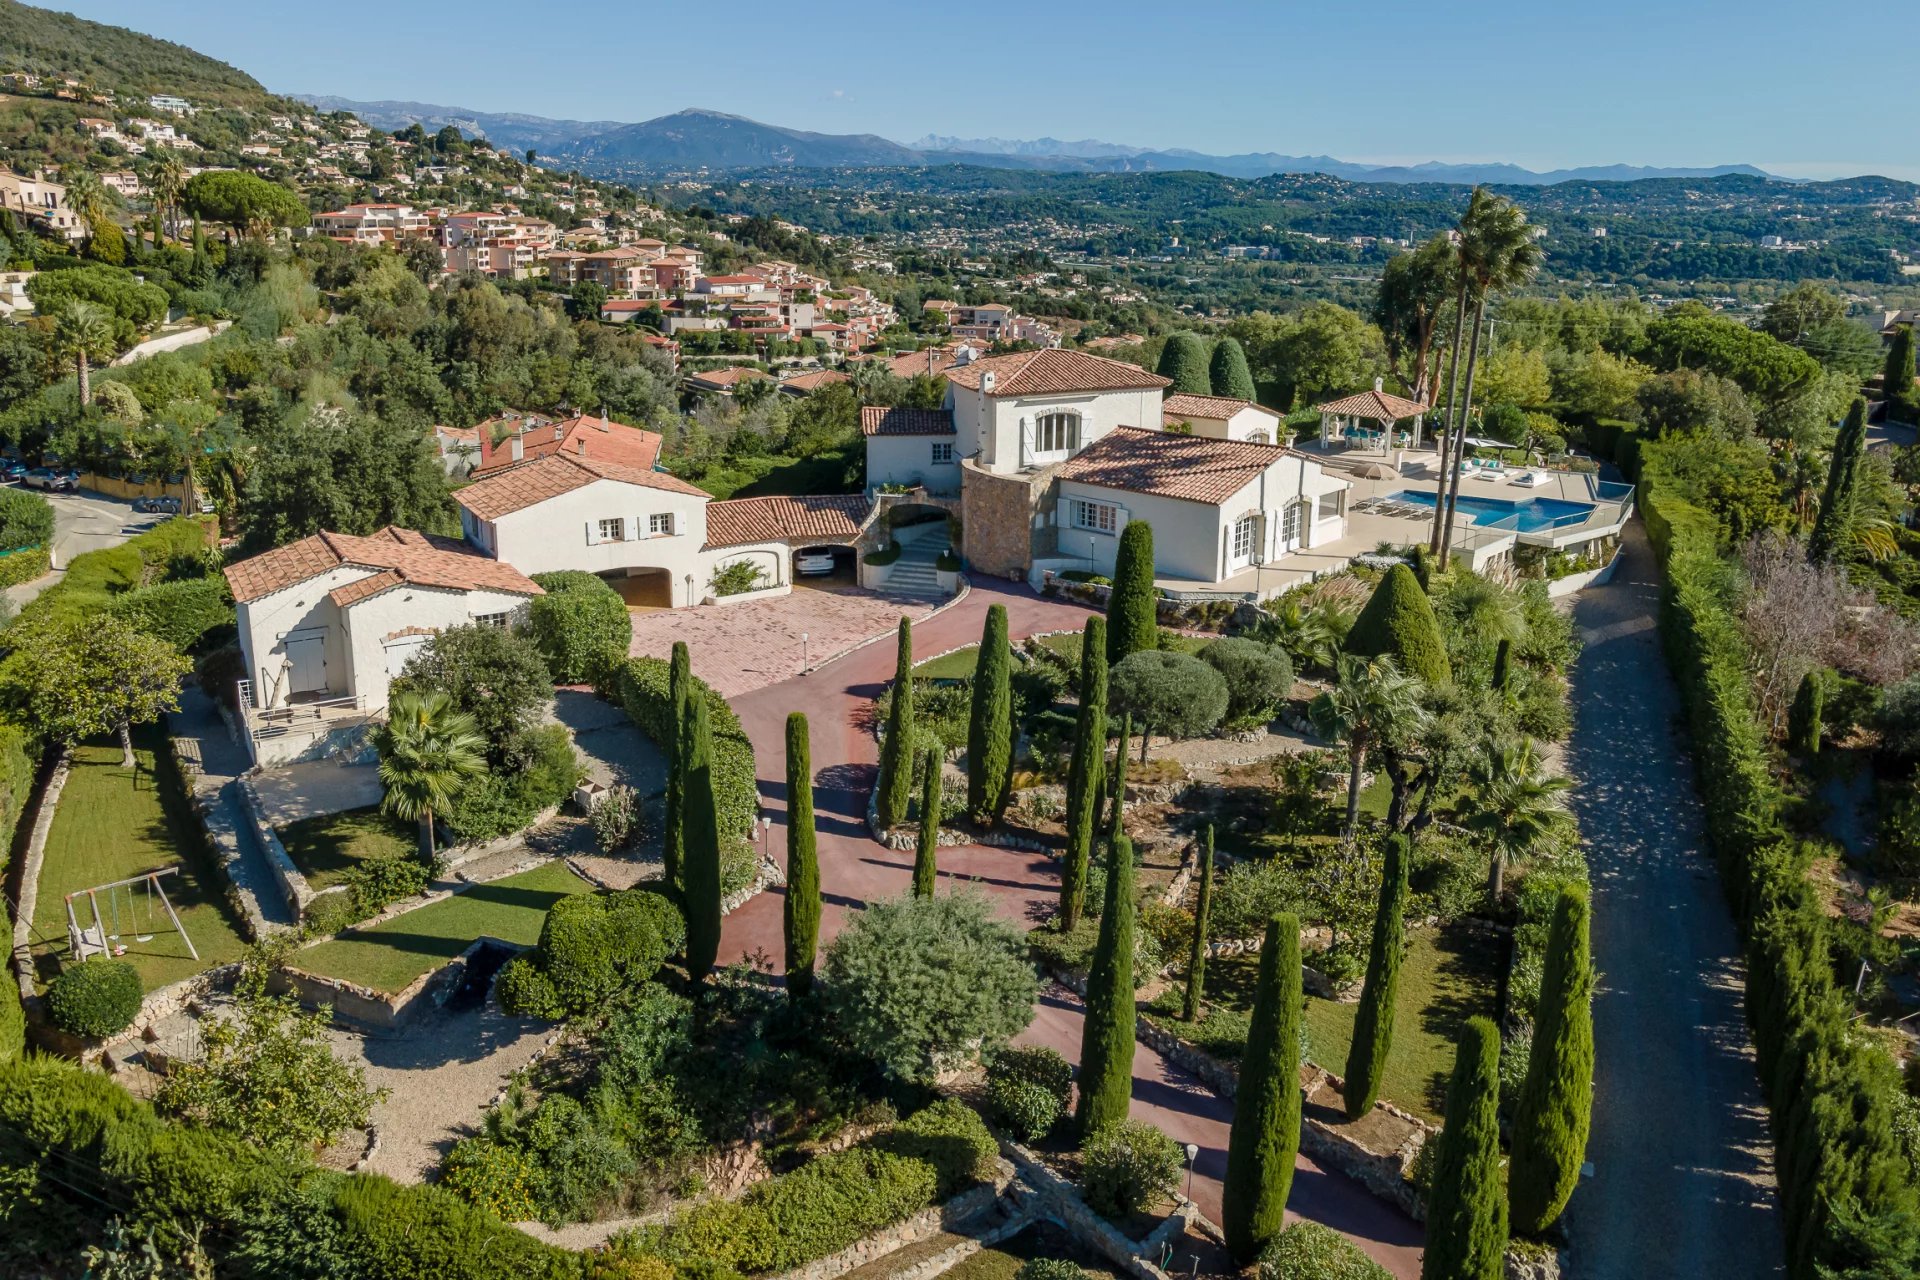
[
  {"left": 469, "top": 413, "right": 664, "bottom": 479},
  {"left": 222, "top": 528, "right": 543, "bottom": 764}
]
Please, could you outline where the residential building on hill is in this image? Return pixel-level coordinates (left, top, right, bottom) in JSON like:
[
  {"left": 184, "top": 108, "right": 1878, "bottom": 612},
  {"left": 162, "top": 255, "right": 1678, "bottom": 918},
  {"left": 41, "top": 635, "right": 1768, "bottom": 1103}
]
[{"left": 0, "top": 169, "right": 81, "bottom": 242}]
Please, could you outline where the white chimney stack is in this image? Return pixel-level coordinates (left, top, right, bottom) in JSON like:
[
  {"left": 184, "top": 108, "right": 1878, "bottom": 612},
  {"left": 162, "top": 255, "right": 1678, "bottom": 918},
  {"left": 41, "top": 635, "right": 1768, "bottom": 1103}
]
[
  {"left": 510, "top": 434, "right": 523, "bottom": 462},
  {"left": 1374, "top": 376, "right": 1384, "bottom": 393}
]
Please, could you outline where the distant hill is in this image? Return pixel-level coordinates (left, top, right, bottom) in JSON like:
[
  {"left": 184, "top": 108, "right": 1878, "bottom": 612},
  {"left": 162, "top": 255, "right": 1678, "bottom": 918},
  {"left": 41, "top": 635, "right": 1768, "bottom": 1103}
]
[
  {"left": 296, "top": 94, "right": 622, "bottom": 155},
  {"left": 0, "top": 0, "right": 267, "bottom": 105},
  {"left": 563, "top": 109, "right": 922, "bottom": 170}
]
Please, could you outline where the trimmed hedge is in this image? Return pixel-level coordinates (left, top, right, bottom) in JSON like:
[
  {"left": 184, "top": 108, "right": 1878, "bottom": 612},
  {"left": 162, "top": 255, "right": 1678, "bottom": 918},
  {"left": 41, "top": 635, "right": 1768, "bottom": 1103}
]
[
  {"left": 106, "top": 575, "right": 235, "bottom": 650},
  {"left": 615, "top": 656, "right": 756, "bottom": 841},
  {"left": 46, "top": 957, "right": 143, "bottom": 1037},
  {"left": 1258, "top": 1222, "right": 1391, "bottom": 1280},
  {"left": 499, "top": 889, "right": 686, "bottom": 1020},
  {"left": 0, "top": 545, "right": 48, "bottom": 589},
  {"left": 0, "top": 486, "right": 53, "bottom": 550},
  {"left": 1343, "top": 563, "right": 1449, "bottom": 686},
  {"left": 1641, "top": 439, "right": 1920, "bottom": 1277},
  {"left": 528, "top": 571, "right": 633, "bottom": 684}
]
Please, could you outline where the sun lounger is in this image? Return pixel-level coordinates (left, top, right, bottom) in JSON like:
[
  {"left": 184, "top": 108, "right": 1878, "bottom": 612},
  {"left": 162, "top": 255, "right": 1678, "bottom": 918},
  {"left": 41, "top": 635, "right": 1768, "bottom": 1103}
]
[{"left": 1509, "top": 470, "right": 1550, "bottom": 487}]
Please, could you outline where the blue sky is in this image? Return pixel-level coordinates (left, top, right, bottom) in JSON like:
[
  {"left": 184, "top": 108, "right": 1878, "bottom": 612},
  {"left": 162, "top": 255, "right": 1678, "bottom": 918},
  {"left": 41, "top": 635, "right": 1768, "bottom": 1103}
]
[{"left": 64, "top": 0, "right": 1915, "bottom": 179}]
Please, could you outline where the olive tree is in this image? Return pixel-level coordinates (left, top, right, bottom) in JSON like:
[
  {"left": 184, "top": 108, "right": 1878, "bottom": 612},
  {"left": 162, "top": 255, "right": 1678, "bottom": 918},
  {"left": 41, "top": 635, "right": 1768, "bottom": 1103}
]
[{"left": 1109, "top": 650, "right": 1228, "bottom": 758}]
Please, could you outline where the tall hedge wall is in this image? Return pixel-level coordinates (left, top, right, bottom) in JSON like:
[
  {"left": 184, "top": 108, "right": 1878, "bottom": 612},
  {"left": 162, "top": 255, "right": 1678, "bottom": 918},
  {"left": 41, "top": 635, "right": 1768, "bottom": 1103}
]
[
  {"left": 1640, "top": 443, "right": 1919, "bottom": 1278},
  {"left": 614, "top": 656, "right": 757, "bottom": 841}
]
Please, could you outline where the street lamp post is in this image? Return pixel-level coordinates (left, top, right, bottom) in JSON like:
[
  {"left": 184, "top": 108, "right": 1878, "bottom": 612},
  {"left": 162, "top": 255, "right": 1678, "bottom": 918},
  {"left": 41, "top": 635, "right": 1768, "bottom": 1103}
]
[{"left": 801, "top": 631, "right": 809, "bottom": 669}]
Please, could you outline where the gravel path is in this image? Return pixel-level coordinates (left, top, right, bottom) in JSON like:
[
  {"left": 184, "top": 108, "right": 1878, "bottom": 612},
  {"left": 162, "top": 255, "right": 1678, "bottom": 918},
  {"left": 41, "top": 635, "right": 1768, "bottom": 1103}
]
[{"left": 1561, "top": 522, "right": 1782, "bottom": 1278}]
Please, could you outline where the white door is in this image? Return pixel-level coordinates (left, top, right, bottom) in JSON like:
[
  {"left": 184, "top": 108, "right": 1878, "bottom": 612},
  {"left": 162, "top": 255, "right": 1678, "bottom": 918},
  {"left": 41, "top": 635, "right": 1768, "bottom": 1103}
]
[
  {"left": 384, "top": 636, "right": 429, "bottom": 679},
  {"left": 1279, "top": 501, "right": 1305, "bottom": 552},
  {"left": 1229, "top": 513, "right": 1259, "bottom": 569},
  {"left": 285, "top": 634, "right": 327, "bottom": 695}
]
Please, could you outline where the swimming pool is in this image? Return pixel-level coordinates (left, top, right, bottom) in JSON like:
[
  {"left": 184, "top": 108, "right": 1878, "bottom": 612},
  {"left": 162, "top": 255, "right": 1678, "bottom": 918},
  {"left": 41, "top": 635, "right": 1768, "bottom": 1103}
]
[{"left": 1387, "top": 489, "right": 1594, "bottom": 533}]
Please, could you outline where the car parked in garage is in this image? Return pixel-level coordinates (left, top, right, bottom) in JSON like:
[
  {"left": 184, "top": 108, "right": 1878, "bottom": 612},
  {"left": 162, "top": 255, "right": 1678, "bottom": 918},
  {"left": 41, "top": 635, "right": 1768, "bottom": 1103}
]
[{"left": 795, "top": 551, "right": 837, "bottom": 576}]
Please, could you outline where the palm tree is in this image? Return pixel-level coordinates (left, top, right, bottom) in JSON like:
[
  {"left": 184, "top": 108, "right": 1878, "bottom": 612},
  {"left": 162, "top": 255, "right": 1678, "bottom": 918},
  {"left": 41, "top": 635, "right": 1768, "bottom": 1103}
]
[
  {"left": 1439, "top": 572, "right": 1526, "bottom": 653},
  {"left": 49, "top": 300, "right": 114, "bottom": 408},
  {"left": 1434, "top": 189, "right": 1544, "bottom": 566},
  {"left": 61, "top": 167, "right": 109, "bottom": 252},
  {"left": 374, "top": 689, "right": 487, "bottom": 859},
  {"left": 145, "top": 153, "right": 187, "bottom": 242},
  {"left": 1462, "top": 735, "right": 1571, "bottom": 901},
  {"left": 1266, "top": 596, "right": 1353, "bottom": 675},
  {"left": 1309, "top": 654, "right": 1430, "bottom": 837},
  {"left": 1372, "top": 233, "right": 1457, "bottom": 404}
]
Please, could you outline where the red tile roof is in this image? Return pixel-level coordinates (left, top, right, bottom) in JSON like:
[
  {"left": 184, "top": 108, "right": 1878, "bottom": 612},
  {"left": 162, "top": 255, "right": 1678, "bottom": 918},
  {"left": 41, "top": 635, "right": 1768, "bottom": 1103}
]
[
  {"left": 879, "top": 346, "right": 964, "bottom": 379},
  {"left": 704, "top": 494, "right": 872, "bottom": 549},
  {"left": 781, "top": 369, "right": 850, "bottom": 393},
  {"left": 860, "top": 406, "right": 955, "bottom": 437},
  {"left": 1161, "top": 392, "right": 1280, "bottom": 422},
  {"left": 455, "top": 451, "right": 708, "bottom": 521},
  {"left": 223, "top": 527, "right": 542, "bottom": 604},
  {"left": 1315, "top": 387, "right": 1429, "bottom": 421},
  {"left": 471, "top": 413, "right": 663, "bottom": 477},
  {"left": 945, "top": 349, "right": 1169, "bottom": 397},
  {"left": 1055, "top": 427, "right": 1296, "bottom": 505},
  {"left": 685, "top": 366, "right": 773, "bottom": 390}
]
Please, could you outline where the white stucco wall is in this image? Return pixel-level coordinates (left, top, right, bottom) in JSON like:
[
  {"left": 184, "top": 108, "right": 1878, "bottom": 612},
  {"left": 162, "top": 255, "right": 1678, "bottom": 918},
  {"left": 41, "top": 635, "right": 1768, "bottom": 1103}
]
[
  {"left": 1182, "top": 406, "right": 1285, "bottom": 443},
  {"left": 865, "top": 435, "right": 961, "bottom": 490},
  {"left": 488, "top": 477, "right": 710, "bottom": 581},
  {"left": 236, "top": 565, "right": 371, "bottom": 710},
  {"left": 949, "top": 384, "right": 1165, "bottom": 474},
  {"left": 339, "top": 584, "right": 536, "bottom": 712}
]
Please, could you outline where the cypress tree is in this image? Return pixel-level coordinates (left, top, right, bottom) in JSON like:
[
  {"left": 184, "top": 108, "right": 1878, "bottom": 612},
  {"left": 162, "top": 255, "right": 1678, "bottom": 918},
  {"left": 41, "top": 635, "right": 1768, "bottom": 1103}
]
[
  {"left": 1421, "top": 1018, "right": 1507, "bottom": 1280},
  {"left": 1182, "top": 825, "right": 1214, "bottom": 1021},
  {"left": 681, "top": 694, "right": 723, "bottom": 984},
  {"left": 1107, "top": 521, "right": 1158, "bottom": 664},
  {"left": 1156, "top": 332, "right": 1212, "bottom": 395},
  {"left": 1209, "top": 335, "right": 1257, "bottom": 401},
  {"left": 1490, "top": 638, "right": 1512, "bottom": 693},
  {"left": 966, "top": 604, "right": 1014, "bottom": 825},
  {"left": 1105, "top": 712, "right": 1133, "bottom": 838},
  {"left": 1223, "top": 913, "right": 1304, "bottom": 1263},
  {"left": 1345, "top": 834, "right": 1410, "bottom": 1119},
  {"left": 1344, "top": 562, "right": 1450, "bottom": 686},
  {"left": 1509, "top": 890, "right": 1595, "bottom": 1235},
  {"left": 1885, "top": 323, "right": 1918, "bottom": 423},
  {"left": 783, "top": 712, "right": 820, "bottom": 999},
  {"left": 1789, "top": 670, "right": 1825, "bottom": 757},
  {"left": 913, "top": 747, "right": 941, "bottom": 899},
  {"left": 663, "top": 641, "right": 691, "bottom": 894},
  {"left": 1061, "top": 616, "right": 1108, "bottom": 929},
  {"left": 876, "top": 617, "right": 915, "bottom": 828},
  {"left": 1808, "top": 397, "right": 1867, "bottom": 563},
  {"left": 1075, "top": 834, "right": 1137, "bottom": 1138}
]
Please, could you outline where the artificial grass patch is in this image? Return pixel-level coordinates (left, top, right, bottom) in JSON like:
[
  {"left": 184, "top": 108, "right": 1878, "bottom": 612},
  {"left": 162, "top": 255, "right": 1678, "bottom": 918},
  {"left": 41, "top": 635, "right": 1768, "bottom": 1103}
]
[
  {"left": 275, "top": 805, "right": 417, "bottom": 892},
  {"left": 295, "top": 860, "right": 595, "bottom": 995}
]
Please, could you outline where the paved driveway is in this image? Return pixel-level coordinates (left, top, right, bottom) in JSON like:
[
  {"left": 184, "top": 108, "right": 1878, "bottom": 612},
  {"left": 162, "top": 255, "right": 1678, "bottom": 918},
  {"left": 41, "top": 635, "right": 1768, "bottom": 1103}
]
[
  {"left": 4, "top": 487, "right": 162, "bottom": 609},
  {"left": 627, "top": 586, "right": 947, "bottom": 700},
  {"left": 1563, "top": 522, "right": 1781, "bottom": 1278}
]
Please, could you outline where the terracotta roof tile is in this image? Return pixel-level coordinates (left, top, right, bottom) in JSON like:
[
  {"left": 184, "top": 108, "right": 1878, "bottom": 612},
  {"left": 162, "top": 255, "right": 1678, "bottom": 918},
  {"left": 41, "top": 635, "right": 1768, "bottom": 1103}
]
[
  {"left": 1315, "top": 388, "right": 1429, "bottom": 420},
  {"left": 945, "top": 349, "right": 1169, "bottom": 397},
  {"left": 1161, "top": 392, "right": 1280, "bottom": 421},
  {"left": 704, "top": 494, "right": 872, "bottom": 550},
  {"left": 686, "top": 366, "right": 772, "bottom": 390},
  {"left": 471, "top": 413, "right": 662, "bottom": 476},
  {"left": 780, "top": 370, "right": 849, "bottom": 392},
  {"left": 455, "top": 451, "right": 708, "bottom": 521},
  {"left": 1055, "top": 427, "right": 1296, "bottom": 505},
  {"left": 223, "top": 527, "right": 542, "bottom": 604},
  {"left": 860, "top": 406, "right": 955, "bottom": 437}
]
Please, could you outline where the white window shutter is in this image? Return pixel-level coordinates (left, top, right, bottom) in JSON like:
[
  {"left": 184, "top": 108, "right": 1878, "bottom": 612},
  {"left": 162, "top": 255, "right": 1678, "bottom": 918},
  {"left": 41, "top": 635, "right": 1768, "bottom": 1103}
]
[
  {"left": 623, "top": 516, "right": 635, "bottom": 541},
  {"left": 585, "top": 520, "right": 598, "bottom": 545},
  {"left": 672, "top": 510, "right": 684, "bottom": 536}
]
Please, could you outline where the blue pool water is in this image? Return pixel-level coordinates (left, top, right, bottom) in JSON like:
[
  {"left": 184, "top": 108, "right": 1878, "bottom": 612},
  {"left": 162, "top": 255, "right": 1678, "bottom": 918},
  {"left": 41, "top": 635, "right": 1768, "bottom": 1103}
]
[{"left": 1389, "top": 489, "right": 1594, "bottom": 533}]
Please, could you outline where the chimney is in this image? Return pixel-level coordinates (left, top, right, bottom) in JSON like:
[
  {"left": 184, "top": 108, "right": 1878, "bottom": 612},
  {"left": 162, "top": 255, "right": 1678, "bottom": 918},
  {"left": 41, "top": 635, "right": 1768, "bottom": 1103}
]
[
  {"left": 577, "top": 436, "right": 587, "bottom": 455},
  {"left": 1374, "top": 376, "right": 1384, "bottom": 393},
  {"left": 510, "top": 434, "right": 523, "bottom": 462},
  {"left": 981, "top": 370, "right": 996, "bottom": 394}
]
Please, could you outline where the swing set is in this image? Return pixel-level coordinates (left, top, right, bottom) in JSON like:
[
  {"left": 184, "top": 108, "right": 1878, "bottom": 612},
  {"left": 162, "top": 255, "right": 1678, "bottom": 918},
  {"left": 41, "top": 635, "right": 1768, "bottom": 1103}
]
[{"left": 64, "top": 869, "right": 197, "bottom": 963}]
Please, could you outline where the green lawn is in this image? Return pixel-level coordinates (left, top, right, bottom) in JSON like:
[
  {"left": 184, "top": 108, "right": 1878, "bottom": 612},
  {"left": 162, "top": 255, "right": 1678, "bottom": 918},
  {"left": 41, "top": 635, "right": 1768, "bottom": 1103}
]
[
  {"left": 294, "top": 860, "right": 594, "bottom": 994},
  {"left": 1146, "top": 922, "right": 1501, "bottom": 1123},
  {"left": 30, "top": 734, "right": 252, "bottom": 993},
  {"left": 276, "top": 805, "right": 416, "bottom": 892},
  {"left": 914, "top": 631, "right": 1195, "bottom": 681}
]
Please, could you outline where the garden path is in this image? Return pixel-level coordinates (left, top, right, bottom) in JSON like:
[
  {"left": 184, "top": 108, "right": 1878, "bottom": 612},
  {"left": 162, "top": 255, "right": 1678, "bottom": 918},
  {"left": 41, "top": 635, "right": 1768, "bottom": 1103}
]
[
  {"left": 715, "top": 575, "right": 1426, "bottom": 1275},
  {"left": 1562, "top": 521, "right": 1782, "bottom": 1278}
]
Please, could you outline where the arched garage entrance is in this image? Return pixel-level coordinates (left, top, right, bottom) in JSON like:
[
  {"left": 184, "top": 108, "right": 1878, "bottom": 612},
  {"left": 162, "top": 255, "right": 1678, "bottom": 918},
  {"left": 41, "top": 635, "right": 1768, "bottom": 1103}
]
[
  {"left": 791, "top": 543, "right": 856, "bottom": 590},
  {"left": 603, "top": 566, "right": 674, "bottom": 610}
]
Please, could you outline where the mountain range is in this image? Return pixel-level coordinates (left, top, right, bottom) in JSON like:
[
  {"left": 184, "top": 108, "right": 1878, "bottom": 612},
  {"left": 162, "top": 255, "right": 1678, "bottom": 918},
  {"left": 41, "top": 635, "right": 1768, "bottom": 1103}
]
[{"left": 296, "top": 98, "right": 1779, "bottom": 186}]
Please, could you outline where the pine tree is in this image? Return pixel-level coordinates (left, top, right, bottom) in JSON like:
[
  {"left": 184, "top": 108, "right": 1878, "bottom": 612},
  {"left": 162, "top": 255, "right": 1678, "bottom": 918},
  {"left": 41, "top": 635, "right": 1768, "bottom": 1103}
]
[
  {"left": 1789, "top": 670, "right": 1825, "bottom": 757},
  {"left": 1061, "top": 616, "right": 1108, "bottom": 929},
  {"left": 663, "top": 641, "right": 691, "bottom": 895},
  {"left": 1223, "top": 913, "right": 1303, "bottom": 1263},
  {"left": 1490, "top": 638, "right": 1512, "bottom": 692},
  {"left": 1344, "top": 834, "right": 1410, "bottom": 1118},
  {"left": 1156, "top": 332, "right": 1212, "bottom": 395},
  {"left": 1885, "top": 323, "right": 1918, "bottom": 423},
  {"left": 1076, "top": 833, "right": 1138, "bottom": 1138},
  {"left": 1509, "top": 890, "right": 1594, "bottom": 1235},
  {"left": 914, "top": 747, "right": 941, "bottom": 898},
  {"left": 1421, "top": 1018, "right": 1507, "bottom": 1280},
  {"left": 877, "top": 617, "right": 915, "bottom": 828},
  {"left": 1808, "top": 397, "right": 1868, "bottom": 563},
  {"left": 1107, "top": 522, "right": 1158, "bottom": 664},
  {"left": 1345, "top": 562, "right": 1450, "bottom": 686},
  {"left": 681, "top": 694, "right": 723, "bottom": 984},
  {"left": 966, "top": 604, "right": 1014, "bottom": 825},
  {"left": 1182, "top": 825, "right": 1215, "bottom": 1021},
  {"left": 1209, "top": 336, "right": 1257, "bottom": 401},
  {"left": 783, "top": 712, "right": 821, "bottom": 999}
]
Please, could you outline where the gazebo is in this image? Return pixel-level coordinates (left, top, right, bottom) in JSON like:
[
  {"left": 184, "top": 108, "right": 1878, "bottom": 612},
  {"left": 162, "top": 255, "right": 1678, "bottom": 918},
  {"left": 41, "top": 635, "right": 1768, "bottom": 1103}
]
[{"left": 1314, "top": 379, "right": 1430, "bottom": 455}]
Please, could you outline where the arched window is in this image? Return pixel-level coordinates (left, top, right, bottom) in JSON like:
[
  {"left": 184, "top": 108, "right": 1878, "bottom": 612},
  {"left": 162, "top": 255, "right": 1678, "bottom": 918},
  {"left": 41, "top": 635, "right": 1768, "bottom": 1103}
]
[
  {"left": 1033, "top": 412, "right": 1080, "bottom": 457},
  {"left": 1246, "top": 430, "right": 1271, "bottom": 445}
]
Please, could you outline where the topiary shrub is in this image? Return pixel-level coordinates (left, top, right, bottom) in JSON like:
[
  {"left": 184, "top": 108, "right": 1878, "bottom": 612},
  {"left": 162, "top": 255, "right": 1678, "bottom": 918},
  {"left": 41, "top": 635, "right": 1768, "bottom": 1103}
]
[
  {"left": 996, "top": 1044, "right": 1075, "bottom": 1102},
  {"left": 1198, "top": 637, "right": 1294, "bottom": 725},
  {"left": 871, "top": 1098, "right": 999, "bottom": 1196},
  {"left": 494, "top": 955, "right": 564, "bottom": 1020},
  {"left": 1017, "top": 1259, "right": 1089, "bottom": 1280},
  {"left": 528, "top": 571, "right": 633, "bottom": 684},
  {"left": 523, "top": 890, "right": 685, "bottom": 1017},
  {"left": 988, "top": 1076, "right": 1063, "bottom": 1143},
  {"left": 1081, "top": 1120, "right": 1182, "bottom": 1219},
  {"left": 1257, "top": 1221, "right": 1391, "bottom": 1280},
  {"left": 47, "top": 958, "right": 143, "bottom": 1038},
  {"left": 1109, "top": 650, "right": 1229, "bottom": 747},
  {"left": 1343, "top": 563, "right": 1449, "bottom": 686}
]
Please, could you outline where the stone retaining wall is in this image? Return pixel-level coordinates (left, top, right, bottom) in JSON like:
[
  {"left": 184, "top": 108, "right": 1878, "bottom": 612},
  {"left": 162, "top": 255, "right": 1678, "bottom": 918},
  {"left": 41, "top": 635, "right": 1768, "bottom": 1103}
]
[
  {"left": 275, "top": 934, "right": 520, "bottom": 1030},
  {"left": 996, "top": 1139, "right": 1187, "bottom": 1280},
  {"left": 9, "top": 748, "right": 69, "bottom": 1006},
  {"left": 765, "top": 1163, "right": 1018, "bottom": 1280}
]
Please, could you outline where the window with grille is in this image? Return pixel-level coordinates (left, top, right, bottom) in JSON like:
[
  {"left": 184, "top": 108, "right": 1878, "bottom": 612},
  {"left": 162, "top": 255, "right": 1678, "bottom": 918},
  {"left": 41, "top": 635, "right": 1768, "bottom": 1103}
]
[
  {"left": 598, "top": 517, "right": 626, "bottom": 542},
  {"left": 473, "top": 612, "right": 508, "bottom": 628},
  {"left": 931, "top": 442, "right": 954, "bottom": 464},
  {"left": 1034, "top": 412, "right": 1080, "bottom": 455},
  {"left": 1072, "top": 499, "right": 1118, "bottom": 533},
  {"left": 648, "top": 512, "right": 673, "bottom": 536},
  {"left": 1232, "top": 514, "right": 1258, "bottom": 560},
  {"left": 1281, "top": 502, "right": 1303, "bottom": 542}
]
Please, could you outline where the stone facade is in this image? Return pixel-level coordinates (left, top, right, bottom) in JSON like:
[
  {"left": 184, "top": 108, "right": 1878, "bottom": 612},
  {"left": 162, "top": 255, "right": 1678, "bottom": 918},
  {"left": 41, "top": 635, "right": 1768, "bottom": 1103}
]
[{"left": 960, "top": 460, "right": 1051, "bottom": 578}]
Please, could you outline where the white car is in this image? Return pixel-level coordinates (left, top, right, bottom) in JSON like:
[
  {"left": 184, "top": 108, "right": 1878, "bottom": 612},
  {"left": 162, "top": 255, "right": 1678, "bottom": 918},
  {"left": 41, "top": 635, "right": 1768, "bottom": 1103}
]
[{"left": 795, "top": 552, "right": 837, "bottom": 576}]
